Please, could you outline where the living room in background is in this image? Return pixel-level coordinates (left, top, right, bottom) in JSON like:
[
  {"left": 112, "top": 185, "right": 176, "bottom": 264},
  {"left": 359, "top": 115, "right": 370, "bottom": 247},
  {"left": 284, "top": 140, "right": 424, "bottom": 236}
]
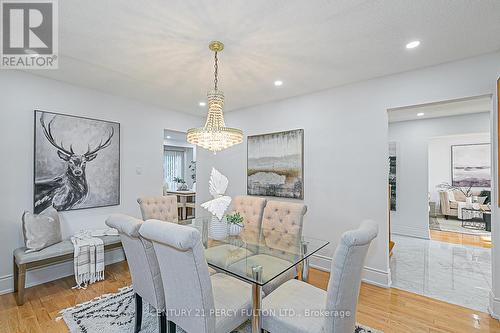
[
  {"left": 164, "top": 129, "right": 196, "bottom": 220},
  {"left": 387, "top": 95, "right": 493, "bottom": 313}
]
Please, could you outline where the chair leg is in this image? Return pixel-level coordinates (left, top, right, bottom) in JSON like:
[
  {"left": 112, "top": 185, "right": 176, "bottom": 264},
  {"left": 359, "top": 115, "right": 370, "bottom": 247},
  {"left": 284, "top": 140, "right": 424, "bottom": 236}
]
[
  {"left": 158, "top": 312, "right": 168, "bottom": 333},
  {"left": 13, "top": 258, "right": 18, "bottom": 293},
  {"left": 15, "top": 264, "right": 26, "bottom": 306},
  {"left": 167, "top": 320, "right": 176, "bottom": 333},
  {"left": 134, "top": 293, "right": 143, "bottom": 333}
]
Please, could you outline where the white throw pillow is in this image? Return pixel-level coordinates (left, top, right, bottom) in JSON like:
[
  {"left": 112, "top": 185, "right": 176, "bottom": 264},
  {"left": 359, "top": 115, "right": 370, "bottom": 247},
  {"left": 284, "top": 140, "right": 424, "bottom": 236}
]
[{"left": 22, "top": 207, "right": 62, "bottom": 253}]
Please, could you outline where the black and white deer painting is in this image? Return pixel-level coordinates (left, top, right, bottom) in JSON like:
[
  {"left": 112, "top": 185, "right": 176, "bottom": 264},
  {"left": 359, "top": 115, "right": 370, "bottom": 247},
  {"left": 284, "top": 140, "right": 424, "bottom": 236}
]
[{"left": 34, "top": 111, "right": 120, "bottom": 213}]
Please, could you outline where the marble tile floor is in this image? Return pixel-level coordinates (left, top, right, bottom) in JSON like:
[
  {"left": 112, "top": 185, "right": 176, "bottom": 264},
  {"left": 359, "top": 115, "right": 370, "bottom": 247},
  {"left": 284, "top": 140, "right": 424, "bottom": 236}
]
[{"left": 390, "top": 234, "right": 492, "bottom": 312}]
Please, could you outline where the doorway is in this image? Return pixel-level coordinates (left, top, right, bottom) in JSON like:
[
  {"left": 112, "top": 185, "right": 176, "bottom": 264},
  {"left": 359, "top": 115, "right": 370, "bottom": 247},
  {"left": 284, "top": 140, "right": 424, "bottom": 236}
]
[
  {"left": 164, "top": 129, "right": 196, "bottom": 221},
  {"left": 387, "top": 95, "right": 493, "bottom": 313}
]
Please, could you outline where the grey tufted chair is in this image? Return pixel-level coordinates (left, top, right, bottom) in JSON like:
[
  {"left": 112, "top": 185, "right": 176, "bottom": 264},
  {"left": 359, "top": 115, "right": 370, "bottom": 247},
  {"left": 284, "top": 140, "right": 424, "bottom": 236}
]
[
  {"left": 204, "top": 196, "right": 267, "bottom": 270},
  {"left": 139, "top": 220, "right": 252, "bottom": 333},
  {"left": 228, "top": 200, "right": 307, "bottom": 295},
  {"left": 233, "top": 196, "right": 267, "bottom": 246},
  {"left": 137, "top": 195, "right": 179, "bottom": 222},
  {"left": 261, "top": 220, "right": 378, "bottom": 333},
  {"left": 105, "top": 214, "right": 167, "bottom": 333}
]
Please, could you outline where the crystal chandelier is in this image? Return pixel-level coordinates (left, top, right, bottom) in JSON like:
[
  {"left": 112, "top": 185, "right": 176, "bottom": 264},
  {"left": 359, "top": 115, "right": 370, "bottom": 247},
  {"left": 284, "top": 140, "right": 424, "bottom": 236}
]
[{"left": 187, "top": 41, "right": 243, "bottom": 153}]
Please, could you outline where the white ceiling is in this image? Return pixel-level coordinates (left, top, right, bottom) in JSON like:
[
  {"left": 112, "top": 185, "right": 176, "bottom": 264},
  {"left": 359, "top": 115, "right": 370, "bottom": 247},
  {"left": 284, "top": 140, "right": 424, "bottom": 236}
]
[
  {"left": 27, "top": 0, "right": 500, "bottom": 115},
  {"left": 387, "top": 95, "right": 492, "bottom": 123}
]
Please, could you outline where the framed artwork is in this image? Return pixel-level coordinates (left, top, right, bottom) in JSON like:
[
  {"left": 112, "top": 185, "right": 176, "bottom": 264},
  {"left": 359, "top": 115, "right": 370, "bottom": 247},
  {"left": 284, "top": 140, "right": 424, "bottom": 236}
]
[
  {"left": 34, "top": 110, "right": 120, "bottom": 213},
  {"left": 388, "top": 142, "right": 397, "bottom": 211},
  {"left": 451, "top": 143, "right": 491, "bottom": 188},
  {"left": 247, "top": 129, "right": 304, "bottom": 199}
]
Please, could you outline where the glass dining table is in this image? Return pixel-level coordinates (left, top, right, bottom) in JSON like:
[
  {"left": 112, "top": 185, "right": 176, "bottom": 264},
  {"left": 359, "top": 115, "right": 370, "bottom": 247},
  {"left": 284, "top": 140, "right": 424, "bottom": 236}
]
[{"left": 180, "top": 216, "right": 330, "bottom": 333}]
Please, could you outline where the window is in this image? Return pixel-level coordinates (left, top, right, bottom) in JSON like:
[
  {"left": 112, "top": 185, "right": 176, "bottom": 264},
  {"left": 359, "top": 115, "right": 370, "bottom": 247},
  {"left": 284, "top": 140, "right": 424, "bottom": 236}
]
[{"left": 164, "top": 149, "right": 185, "bottom": 191}]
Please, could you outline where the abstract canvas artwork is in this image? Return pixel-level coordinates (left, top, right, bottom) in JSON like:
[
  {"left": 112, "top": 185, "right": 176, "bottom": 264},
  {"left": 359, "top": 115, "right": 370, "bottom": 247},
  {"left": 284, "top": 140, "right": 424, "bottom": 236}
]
[
  {"left": 34, "top": 110, "right": 120, "bottom": 213},
  {"left": 247, "top": 129, "right": 304, "bottom": 199},
  {"left": 451, "top": 143, "right": 491, "bottom": 188}
]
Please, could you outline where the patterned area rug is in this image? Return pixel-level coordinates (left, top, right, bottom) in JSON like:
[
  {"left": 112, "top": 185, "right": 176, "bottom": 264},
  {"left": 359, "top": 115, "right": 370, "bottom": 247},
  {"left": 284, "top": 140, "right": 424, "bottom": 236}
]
[
  {"left": 429, "top": 216, "right": 490, "bottom": 236},
  {"left": 59, "top": 287, "right": 382, "bottom": 333}
]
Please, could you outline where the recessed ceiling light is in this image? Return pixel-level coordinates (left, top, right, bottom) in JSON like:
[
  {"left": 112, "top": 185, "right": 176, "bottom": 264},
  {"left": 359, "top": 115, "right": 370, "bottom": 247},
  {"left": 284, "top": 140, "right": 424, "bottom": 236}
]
[
  {"left": 199, "top": 101, "right": 206, "bottom": 107},
  {"left": 406, "top": 40, "right": 420, "bottom": 49},
  {"left": 274, "top": 80, "right": 283, "bottom": 87},
  {"left": 417, "top": 112, "right": 425, "bottom": 117},
  {"left": 166, "top": 135, "right": 171, "bottom": 139}
]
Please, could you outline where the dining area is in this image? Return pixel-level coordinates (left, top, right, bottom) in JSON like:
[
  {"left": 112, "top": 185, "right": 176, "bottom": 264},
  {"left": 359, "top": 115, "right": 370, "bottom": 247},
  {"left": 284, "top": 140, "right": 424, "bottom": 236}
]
[{"left": 105, "top": 195, "right": 378, "bottom": 333}]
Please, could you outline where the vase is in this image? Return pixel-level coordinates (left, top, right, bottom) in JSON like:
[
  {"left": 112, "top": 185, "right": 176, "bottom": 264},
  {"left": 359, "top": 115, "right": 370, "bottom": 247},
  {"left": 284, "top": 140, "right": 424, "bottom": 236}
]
[
  {"left": 209, "top": 216, "right": 228, "bottom": 240},
  {"left": 228, "top": 224, "right": 243, "bottom": 236},
  {"left": 466, "top": 196, "right": 473, "bottom": 205}
]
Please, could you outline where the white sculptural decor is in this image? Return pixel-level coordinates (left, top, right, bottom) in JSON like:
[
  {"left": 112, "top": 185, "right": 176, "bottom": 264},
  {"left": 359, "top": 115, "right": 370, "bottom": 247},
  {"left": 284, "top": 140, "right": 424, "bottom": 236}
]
[{"left": 201, "top": 168, "right": 232, "bottom": 240}]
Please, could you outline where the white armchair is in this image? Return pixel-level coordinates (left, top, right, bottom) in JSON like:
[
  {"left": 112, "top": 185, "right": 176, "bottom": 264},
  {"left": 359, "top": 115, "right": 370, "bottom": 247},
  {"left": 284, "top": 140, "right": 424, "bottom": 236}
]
[
  {"left": 261, "top": 220, "right": 378, "bottom": 333},
  {"left": 105, "top": 214, "right": 166, "bottom": 333},
  {"left": 139, "top": 220, "right": 253, "bottom": 333}
]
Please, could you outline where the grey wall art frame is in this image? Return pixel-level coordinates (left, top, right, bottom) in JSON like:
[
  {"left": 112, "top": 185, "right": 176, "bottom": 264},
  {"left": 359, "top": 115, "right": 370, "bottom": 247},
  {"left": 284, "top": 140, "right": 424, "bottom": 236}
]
[
  {"left": 451, "top": 143, "right": 491, "bottom": 188},
  {"left": 34, "top": 110, "right": 120, "bottom": 213},
  {"left": 247, "top": 129, "right": 304, "bottom": 199},
  {"left": 388, "top": 142, "right": 397, "bottom": 211}
]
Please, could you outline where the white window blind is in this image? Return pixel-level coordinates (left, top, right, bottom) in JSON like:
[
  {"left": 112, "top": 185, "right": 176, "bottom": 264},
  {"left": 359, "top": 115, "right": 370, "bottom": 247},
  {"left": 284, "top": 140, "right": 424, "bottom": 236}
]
[{"left": 164, "top": 149, "right": 184, "bottom": 191}]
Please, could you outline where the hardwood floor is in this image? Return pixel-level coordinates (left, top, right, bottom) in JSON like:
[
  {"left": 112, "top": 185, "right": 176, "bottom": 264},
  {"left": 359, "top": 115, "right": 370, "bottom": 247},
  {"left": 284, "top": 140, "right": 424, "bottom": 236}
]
[
  {"left": 430, "top": 229, "right": 492, "bottom": 248},
  {"left": 1, "top": 262, "right": 499, "bottom": 333}
]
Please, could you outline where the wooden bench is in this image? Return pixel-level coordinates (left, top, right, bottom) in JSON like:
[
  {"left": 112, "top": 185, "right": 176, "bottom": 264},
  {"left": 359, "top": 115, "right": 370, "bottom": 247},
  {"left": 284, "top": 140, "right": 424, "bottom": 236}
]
[{"left": 13, "top": 235, "right": 122, "bottom": 305}]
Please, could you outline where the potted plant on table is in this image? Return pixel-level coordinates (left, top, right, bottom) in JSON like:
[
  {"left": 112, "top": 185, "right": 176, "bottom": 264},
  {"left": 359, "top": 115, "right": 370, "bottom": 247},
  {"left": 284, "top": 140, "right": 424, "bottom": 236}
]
[
  {"left": 226, "top": 212, "right": 244, "bottom": 236},
  {"left": 173, "top": 177, "right": 188, "bottom": 191}
]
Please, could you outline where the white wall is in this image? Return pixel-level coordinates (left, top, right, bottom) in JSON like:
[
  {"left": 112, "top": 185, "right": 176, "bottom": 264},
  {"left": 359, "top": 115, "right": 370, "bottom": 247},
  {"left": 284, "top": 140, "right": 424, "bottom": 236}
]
[
  {"left": 429, "top": 131, "right": 490, "bottom": 204},
  {"left": 388, "top": 113, "right": 490, "bottom": 238},
  {"left": 197, "top": 51, "right": 500, "bottom": 292},
  {"left": 0, "top": 71, "right": 201, "bottom": 294}
]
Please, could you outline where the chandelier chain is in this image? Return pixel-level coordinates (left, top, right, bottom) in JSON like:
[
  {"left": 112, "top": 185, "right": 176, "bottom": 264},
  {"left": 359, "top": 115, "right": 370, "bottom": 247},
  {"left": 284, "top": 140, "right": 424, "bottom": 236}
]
[{"left": 214, "top": 51, "right": 218, "bottom": 91}]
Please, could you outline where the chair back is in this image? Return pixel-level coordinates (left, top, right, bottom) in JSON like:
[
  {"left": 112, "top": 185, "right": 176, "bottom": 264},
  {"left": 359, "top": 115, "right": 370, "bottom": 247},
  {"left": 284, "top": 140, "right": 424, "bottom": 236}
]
[
  {"left": 105, "top": 214, "right": 165, "bottom": 310},
  {"left": 137, "top": 195, "right": 178, "bottom": 222},
  {"left": 232, "top": 195, "right": 267, "bottom": 246},
  {"left": 259, "top": 200, "right": 307, "bottom": 259},
  {"left": 139, "top": 220, "right": 215, "bottom": 333},
  {"left": 324, "top": 220, "right": 378, "bottom": 333}
]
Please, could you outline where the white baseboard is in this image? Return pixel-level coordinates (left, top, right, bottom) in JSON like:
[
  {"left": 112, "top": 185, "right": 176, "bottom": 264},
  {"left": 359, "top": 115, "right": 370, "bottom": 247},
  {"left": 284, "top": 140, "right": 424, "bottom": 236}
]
[
  {"left": 0, "top": 248, "right": 125, "bottom": 295},
  {"left": 391, "top": 224, "right": 430, "bottom": 239},
  {"left": 489, "top": 291, "right": 500, "bottom": 319},
  {"left": 309, "top": 254, "right": 391, "bottom": 288}
]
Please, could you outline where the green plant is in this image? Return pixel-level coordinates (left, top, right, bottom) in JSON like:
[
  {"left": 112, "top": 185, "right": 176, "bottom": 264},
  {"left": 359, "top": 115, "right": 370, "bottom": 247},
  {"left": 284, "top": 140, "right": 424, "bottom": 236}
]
[
  {"left": 173, "top": 177, "right": 186, "bottom": 184},
  {"left": 188, "top": 161, "right": 196, "bottom": 182},
  {"left": 226, "top": 212, "right": 244, "bottom": 226}
]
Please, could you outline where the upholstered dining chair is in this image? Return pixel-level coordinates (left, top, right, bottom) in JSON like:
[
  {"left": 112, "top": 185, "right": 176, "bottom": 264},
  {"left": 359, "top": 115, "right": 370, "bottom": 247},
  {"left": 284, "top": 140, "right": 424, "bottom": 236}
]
[
  {"left": 228, "top": 200, "right": 307, "bottom": 295},
  {"left": 139, "top": 220, "right": 253, "bottom": 333},
  {"left": 204, "top": 196, "right": 267, "bottom": 268},
  {"left": 105, "top": 214, "right": 167, "bottom": 333},
  {"left": 137, "top": 195, "right": 178, "bottom": 222},
  {"left": 260, "top": 220, "right": 378, "bottom": 333}
]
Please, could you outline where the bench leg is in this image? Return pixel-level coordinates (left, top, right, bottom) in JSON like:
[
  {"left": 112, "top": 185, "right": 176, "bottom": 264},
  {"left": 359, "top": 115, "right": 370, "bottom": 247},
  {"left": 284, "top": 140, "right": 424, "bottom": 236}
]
[{"left": 15, "top": 263, "right": 26, "bottom": 306}]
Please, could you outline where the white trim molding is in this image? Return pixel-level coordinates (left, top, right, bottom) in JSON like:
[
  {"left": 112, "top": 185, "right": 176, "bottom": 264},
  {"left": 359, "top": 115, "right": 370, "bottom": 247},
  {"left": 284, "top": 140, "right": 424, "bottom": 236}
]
[
  {"left": 0, "top": 248, "right": 125, "bottom": 295},
  {"left": 309, "top": 254, "right": 391, "bottom": 288},
  {"left": 391, "top": 225, "right": 430, "bottom": 240},
  {"left": 489, "top": 291, "right": 500, "bottom": 320}
]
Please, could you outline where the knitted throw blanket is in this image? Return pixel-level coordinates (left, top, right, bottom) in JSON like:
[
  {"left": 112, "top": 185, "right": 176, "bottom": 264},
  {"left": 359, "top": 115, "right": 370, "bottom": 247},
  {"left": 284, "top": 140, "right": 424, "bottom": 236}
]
[{"left": 71, "top": 229, "right": 115, "bottom": 288}]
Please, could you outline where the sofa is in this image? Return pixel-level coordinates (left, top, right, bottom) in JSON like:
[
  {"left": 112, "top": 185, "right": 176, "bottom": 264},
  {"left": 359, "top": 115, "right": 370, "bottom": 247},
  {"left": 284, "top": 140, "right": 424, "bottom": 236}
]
[{"left": 439, "top": 190, "right": 488, "bottom": 219}]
